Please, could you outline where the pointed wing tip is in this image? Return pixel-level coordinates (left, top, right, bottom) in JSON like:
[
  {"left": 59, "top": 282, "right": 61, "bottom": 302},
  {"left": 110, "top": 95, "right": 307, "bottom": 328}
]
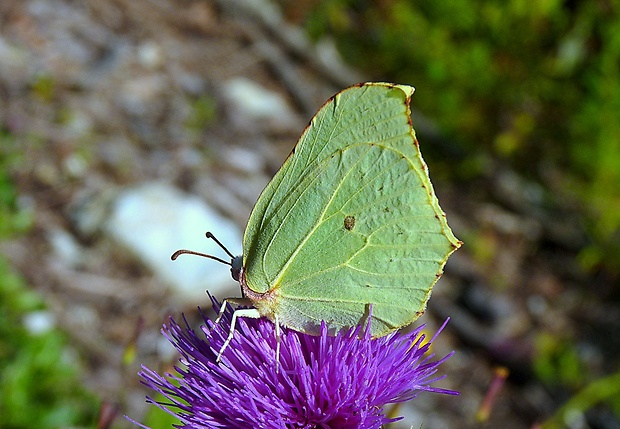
[{"left": 353, "top": 82, "right": 416, "bottom": 97}]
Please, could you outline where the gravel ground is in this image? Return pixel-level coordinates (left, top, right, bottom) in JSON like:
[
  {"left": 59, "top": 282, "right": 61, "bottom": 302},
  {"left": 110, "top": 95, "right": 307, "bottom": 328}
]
[{"left": 2, "top": 1, "right": 618, "bottom": 428}]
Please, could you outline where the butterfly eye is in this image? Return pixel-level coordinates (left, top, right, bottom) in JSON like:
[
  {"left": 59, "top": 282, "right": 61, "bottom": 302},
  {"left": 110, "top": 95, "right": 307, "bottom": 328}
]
[{"left": 230, "top": 256, "right": 243, "bottom": 281}]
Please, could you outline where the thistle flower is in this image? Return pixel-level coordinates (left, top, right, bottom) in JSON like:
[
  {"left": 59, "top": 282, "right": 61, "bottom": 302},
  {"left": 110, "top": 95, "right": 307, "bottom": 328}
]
[{"left": 138, "top": 299, "right": 456, "bottom": 429}]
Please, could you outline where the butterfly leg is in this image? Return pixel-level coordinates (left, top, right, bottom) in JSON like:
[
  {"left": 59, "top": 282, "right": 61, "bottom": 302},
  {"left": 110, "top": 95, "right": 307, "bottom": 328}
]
[
  {"left": 212, "top": 297, "right": 253, "bottom": 328},
  {"left": 212, "top": 299, "right": 231, "bottom": 328},
  {"left": 216, "top": 307, "right": 261, "bottom": 363},
  {"left": 274, "top": 313, "right": 281, "bottom": 372}
]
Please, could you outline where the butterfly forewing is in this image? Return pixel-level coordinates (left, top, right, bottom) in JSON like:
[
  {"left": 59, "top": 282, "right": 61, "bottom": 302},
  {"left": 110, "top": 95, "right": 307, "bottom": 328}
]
[{"left": 241, "top": 83, "right": 460, "bottom": 336}]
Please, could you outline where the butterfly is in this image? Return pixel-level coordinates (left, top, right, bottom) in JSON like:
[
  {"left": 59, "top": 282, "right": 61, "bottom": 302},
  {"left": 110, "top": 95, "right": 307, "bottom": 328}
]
[{"left": 173, "top": 82, "right": 461, "bottom": 362}]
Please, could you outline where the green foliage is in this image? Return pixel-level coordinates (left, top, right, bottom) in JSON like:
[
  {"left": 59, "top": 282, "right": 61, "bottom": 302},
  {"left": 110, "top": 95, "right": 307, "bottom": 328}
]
[
  {"left": 533, "top": 332, "right": 586, "bottom": 388},
  {"left": 0, "top": 132, "right": 33, "bottom": 238},
  {"left": 0, "top": 151, "right": 98, "bottom": 427},
  {"left": 534, "top": 333, "right": 620, "bottom": 425},
  {"left": 186, "top": 95, "right": 218, "bottom": 133},
  {"left": 304, "top": 0, "right": 620, "bottom": 274},
  {"left": 539, "top": 370, "right": 620, "bottom": 429},
  {"left": 30, "top": 73, "right": 57, "bottom": 102},
  {"left": 0, "top": 258, "right": 99, "bottom": 428}
]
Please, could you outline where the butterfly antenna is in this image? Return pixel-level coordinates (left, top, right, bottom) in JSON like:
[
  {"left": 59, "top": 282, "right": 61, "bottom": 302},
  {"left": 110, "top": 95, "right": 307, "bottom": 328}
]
[
  {"left": 170, "top": 232, "right": 236, "bottom": 266},
  {"left": 205, "top": 232, "right": 236, "bottom": 259},
  {"left": 170, "top": 249, "right": 231, "bottom": 266}
]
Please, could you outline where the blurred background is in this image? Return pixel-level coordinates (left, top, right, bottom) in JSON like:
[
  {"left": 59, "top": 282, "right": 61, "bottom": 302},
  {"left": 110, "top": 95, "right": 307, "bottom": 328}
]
[{"left": 1, "top": 0, "right": 619, "bottom": 428}]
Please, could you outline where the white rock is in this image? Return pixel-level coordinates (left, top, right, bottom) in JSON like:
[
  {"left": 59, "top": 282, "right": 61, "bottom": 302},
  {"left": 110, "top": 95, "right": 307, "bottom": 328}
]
[
  {"left": 222, "top": 145, "right": 265, "bottom": 174},
  {"left": 222, "top": 77, "right": 297, "bottom": 131},
  {"left": 105, "top": 183, "right": 242, "bottom": 304},
  {"left": 137, "top": 41, "right": 164, "bottom": 69},
  {"left": 23, "top": 311, "right": 56, "bottom": 335},
  {"left": 48, "top": 227, "right": 85, "bottom": 268}
]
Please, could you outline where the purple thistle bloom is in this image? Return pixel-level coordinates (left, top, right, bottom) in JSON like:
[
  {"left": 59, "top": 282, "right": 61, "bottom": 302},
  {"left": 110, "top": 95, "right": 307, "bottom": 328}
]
[{"left": 138, "top": 298, "right": 456, "bottom": 429}]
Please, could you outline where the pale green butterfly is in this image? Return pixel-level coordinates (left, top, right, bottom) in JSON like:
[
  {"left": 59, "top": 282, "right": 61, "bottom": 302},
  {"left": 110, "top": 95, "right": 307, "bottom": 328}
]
[{"left": 173, "top": 82, "right": 461, "bottom": 362}]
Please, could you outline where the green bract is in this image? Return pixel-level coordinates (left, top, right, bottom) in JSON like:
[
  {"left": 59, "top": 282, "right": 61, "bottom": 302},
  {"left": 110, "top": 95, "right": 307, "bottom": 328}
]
[{"left": 236, "top": 82, "right": 460, "bottom": 338}]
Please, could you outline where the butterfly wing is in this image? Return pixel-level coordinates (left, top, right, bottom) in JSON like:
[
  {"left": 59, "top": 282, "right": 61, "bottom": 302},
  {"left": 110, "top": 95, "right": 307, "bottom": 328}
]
[{"left": 242, "top": 83, "right": 460, "bottom": 336}]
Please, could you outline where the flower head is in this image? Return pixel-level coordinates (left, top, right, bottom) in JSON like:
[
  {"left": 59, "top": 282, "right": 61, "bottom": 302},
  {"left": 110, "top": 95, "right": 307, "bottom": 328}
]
[{"left": 138, "top": 298, "right": 456, "bottom": 429}]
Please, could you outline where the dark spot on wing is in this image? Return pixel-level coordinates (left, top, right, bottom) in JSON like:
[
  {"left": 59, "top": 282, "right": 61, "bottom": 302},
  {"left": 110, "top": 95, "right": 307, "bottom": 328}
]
[{"left": 344, "top": 215, "right": 356, "bottom": 231}]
